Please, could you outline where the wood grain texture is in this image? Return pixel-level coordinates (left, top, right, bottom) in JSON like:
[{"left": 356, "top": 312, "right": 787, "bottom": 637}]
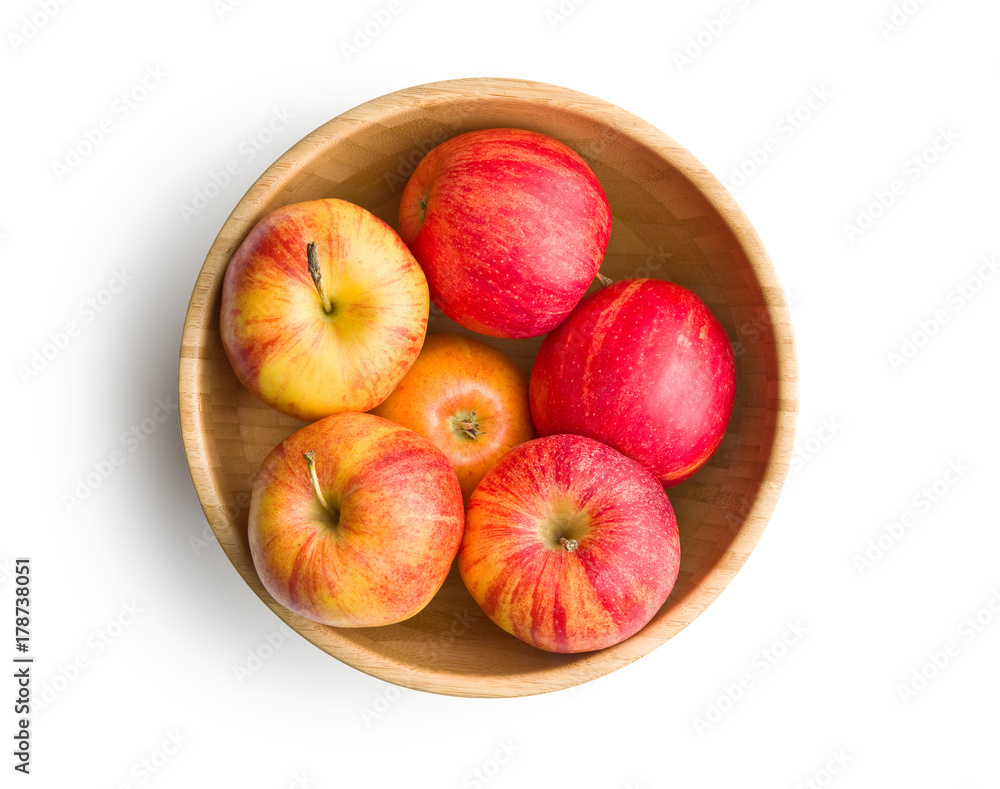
[{"left": 178, "top": 77, "right": 799, "bottom": 698}]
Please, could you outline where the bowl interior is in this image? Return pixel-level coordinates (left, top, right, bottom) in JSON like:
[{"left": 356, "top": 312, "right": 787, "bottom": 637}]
[{"left": 179, "top": 77, "right": 797, "bottom": 698}]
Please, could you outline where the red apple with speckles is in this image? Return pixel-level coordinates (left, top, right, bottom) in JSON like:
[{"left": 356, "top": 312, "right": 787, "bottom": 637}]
[
  {"left": 221, "top": 198, "right": 429, "bottom": 421},
  {"left": 248, "top": 411, "right": 465, "bottom": 628},
  {"left": 459, "top": 433, "right": 680, "bottom": 653},
  {"left": 529, "top": 278, "right": 736, "bottom": 487},
  {"left": 397, "top": 128, "right": 612, "bottom": 339}
]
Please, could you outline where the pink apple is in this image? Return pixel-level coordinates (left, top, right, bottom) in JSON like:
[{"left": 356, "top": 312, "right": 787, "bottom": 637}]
[
  {"left": 221, "top": 198, "right": 429, "bottom": 422},
  {"left": 397, "top": 128, "right": 612, "bottom": 339},
  {"left": 529, "top": 278, "right": 736, "bottom": 487},
  {"left": 459, "top": 433, "right": 680, "bottom": 653},
  {"left": 248, "top": 411, "right": 465, "bottom": 628}
]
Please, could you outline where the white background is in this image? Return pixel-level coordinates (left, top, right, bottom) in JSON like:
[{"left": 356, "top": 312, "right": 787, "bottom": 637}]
[{"left": 4, "top": 0, "right": 999, "bottom": 786}]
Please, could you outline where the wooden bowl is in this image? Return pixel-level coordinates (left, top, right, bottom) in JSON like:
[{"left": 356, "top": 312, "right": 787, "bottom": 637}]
[{"left": 178, "top": 77, "right": 798, "bottom": 698}]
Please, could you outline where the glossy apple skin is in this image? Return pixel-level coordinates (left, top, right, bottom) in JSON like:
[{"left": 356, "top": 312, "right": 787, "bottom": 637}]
[
  {"left": 398, "top": 128, "right": 612, "bottom": 339},
  {"left": 459, "top": 433, "right": 680, "bottom": 654},
  {"left": 221, "top": 198, "right": 429, "bottom": 422},
  {"left": 529, "top": 278, "right": 736, "bottom": 487},
  {"left": 248, "top": 412, "right": 465, "bottom": 628},
  {"left": 369, "top": 332, "right": 537, "bottom": 502}
]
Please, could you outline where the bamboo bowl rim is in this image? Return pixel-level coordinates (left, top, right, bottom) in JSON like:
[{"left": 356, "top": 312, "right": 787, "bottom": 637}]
[{"left": 178, "top": 77, "right": 798, "bottom": 698}]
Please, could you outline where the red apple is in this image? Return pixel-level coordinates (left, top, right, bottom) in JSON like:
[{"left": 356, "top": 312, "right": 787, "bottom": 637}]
[
  {"left": 221, "top": 198, "right": 429, "bottom": 422},
  {"left": 369, "top": 331, "right": 537, "bottom": 502},
  {"left": 248, "top": 411, "right": 465, "bottom": 628},
  {"left": 459, "top": 433, "right": 680, "bottom": 653},
  {"left": 529, "top": 278, "right": 736, "bottom": 487},
  {"left": 397, "top": 128, "right": 612, "bottom": 339}
]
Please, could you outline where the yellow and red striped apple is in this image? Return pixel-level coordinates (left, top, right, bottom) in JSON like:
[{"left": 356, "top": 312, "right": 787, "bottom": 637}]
[
  {"left": 221, "top": 198, "right": 429, "bottom": 422},
  {"left": 248, "top": 411, "right": 465, "bottom": 628},
  {"left": 369, "top": 331, "right": 537, "bottom": 502},
  {"left": 529, "top": 278, "right": 736, "bottom": 487},
  {"left": 459, "top": 433, "right": 681, "bottom": 653},
  {"left": 397, "top": 128, "right": 612, "bottom": 339}
]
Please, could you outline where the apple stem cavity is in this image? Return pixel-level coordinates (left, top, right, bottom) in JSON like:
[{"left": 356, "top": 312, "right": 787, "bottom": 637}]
[
  {"left": 306, "top": 242, "right": 335, "bottom": 315},
  {"left": 559, "top": 536, "right": 579, "bottom": 552},
  {"left": 450, "top": 410, "right": 485, "bottom": 441},
  {"left": 417, "top": 193, "right": 429, "bottom": 224},
  {"left": 303, "top": 451, "right": 339, "bottom": 523}
]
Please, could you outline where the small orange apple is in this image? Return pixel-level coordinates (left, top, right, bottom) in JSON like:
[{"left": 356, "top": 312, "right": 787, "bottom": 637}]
[{"left": 370, "top": 332, "right": 537, "bottom": 501}]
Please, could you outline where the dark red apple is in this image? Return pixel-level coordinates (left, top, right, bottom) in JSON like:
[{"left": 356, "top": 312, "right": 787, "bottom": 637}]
[
  {"left": 528, "top": 278, "right": 736, "bottom": 487},
  {"left": 397, "top": 128, "right": 612, "bottom": 339}
]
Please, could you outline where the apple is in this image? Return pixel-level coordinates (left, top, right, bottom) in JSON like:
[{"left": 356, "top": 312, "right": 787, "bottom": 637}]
[
  {"left": 247, "top": 411, "right": 465, "bottom": 628},
  {"left": 528, "top": 278, "right": 736, "bottom": 487},
  {"left": 220, "top": 198, "right": 429, "bottom": 422},
  {"left": 369, "top": 331, "right": 537, "bottom": 502},
  {"left": 459, "top": 433, "right": 680, "bottom": 654},
  {"left": 397, "top": 128, "right": 612, "bottom": 339}
]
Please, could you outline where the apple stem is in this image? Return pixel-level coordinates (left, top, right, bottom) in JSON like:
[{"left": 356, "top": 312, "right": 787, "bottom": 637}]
[
  {"left": 559, "top": 537, "right": 579, "bottom": 552},
  {"left": 595, "top": 272, "right": 613, "bottom": 287},
  {"left": 452, "top": 411, "right": 485, "bottom": 441},
  {"left": 303, "top": 451, "right": 337, "bottom": 520},
  {"left": 307, "top": 242, "right": 334, "bottom": 314}
]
